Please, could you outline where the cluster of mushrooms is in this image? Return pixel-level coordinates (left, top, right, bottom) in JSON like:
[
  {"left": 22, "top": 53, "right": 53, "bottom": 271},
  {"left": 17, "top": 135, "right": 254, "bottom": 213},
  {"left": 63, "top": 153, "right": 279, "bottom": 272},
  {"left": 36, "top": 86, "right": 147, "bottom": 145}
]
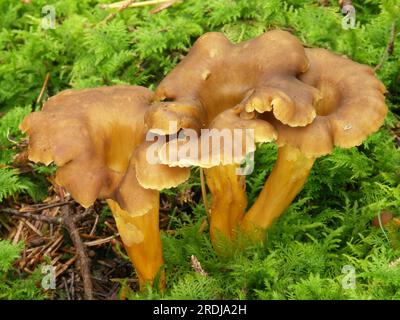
[{"left": 20, "top": 30, "right": 387, "bottom": 288}]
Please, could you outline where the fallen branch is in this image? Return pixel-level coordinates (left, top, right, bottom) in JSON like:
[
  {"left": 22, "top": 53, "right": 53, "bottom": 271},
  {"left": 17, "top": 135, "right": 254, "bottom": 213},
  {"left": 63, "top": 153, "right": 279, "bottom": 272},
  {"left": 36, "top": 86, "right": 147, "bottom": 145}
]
[
  {"left": 60, "top": 205, "right": 94, "bottom": 300},
  {"left": 375, "top": 21, "right": 397, "bottom": 72},
  {"left": 2, "top": 208, "right": 62, "bottom": 224},
  {"left": 2, "top": 205, "right": 92, "bottom": 224}
]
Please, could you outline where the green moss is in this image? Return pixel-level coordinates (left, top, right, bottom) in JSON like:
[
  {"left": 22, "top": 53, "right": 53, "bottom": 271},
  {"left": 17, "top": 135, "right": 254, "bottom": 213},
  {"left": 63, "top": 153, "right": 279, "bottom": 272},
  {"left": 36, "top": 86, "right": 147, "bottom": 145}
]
[
  {"left": 0, "top": 0, "right": 399, "bottom": 299},
  {"left": 0, "top": 241, "right": 45, "bottom": 299}
]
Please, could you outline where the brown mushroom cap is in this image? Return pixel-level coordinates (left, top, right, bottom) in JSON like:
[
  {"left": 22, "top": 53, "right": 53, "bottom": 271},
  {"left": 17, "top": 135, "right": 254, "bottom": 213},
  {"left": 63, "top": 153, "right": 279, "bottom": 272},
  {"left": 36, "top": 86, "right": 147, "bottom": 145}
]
[
  {"left": 263, "top": 48, "right": 388, "bottom": 157},
  {"left": 134, "top": 141, "right": 190, "bottom": 188},
  {"left": 145, "top": 30, "right": 322, "bottom": 134},
  {"left": 20, "top": 85, "right": 189, "bottom": 215},
  {"left": 157, "top": 108, "right": 277, "bottom": 168}
]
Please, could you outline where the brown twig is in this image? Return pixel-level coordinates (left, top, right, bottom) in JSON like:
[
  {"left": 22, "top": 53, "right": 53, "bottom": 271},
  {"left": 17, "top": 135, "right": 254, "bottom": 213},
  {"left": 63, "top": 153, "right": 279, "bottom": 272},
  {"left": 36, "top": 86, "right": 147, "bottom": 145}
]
[
  {"left": 150, "top": 0, "right": 178, "bottom": 14},
  {"left": 60, "top": 205, "right": 93, "bottom": 300},
  {"left": 21, "top": 200, "right": 73, "bottom": 212},
  {"left": 56, "top": 256, "right": 77, "bottom": 278},
  {"left": 84, "top": 235, "right": 117, "bottom": 247},
  {"left": 63, "top": 277, "right": 71, "bottom": 300},
  {"left": 12, "top": 221, "right": 24, "bottom": 245},
  {"left": 36, "top": 72, "right": 50, "bottom": 105},
  {"left": 190, "top": 255, "right": 207, "bottom": 276},
  {"left": 2, "top": 205, "right": 92, "bottom": 224},
  {"left": 375, "top": 21, "right": 397, "bottom": 72},
  {"left": 2, "top": 208, "right": 62, "bottom": 224},
  {"left": 100, "top": 0, "right": 174, "bottom": 10},
  {"left": 101, "top": 0, "right": 135, "bottom": 24}
]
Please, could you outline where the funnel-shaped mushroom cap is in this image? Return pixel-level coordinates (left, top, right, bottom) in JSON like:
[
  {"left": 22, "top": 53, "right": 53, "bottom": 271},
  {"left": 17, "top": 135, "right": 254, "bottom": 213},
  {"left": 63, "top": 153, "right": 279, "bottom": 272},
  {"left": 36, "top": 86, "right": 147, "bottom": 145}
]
[
  {"left": 263, "top": 48, "right": 388, "bottom": 157},
  {"left": 20, "top": 85, "right": 189, "bottom": 215},
  {"left": 156, "top": 108, "right": 277, "bottom": 168},
  {"left": 146, "top": 30, "right": 321, "bottom": 134}
]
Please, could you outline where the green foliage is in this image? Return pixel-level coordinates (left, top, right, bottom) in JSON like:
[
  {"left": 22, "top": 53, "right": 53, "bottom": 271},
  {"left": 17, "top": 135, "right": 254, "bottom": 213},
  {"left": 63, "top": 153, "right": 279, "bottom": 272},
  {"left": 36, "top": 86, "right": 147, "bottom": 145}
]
[
  {"left": 167, "top": 273, "right": 222, "bottom": 300},
  {"left": 0, "top": 168, "right": 33, "bottom": 202},
  {"left": 0, "top": 107, "right": 49, "bottom": 202},
  {"left": 0, "top": 0, "right": 399, "bottom": 300},
  {"left": 0, "top": 240, "right": 45, "bottom": 299}
]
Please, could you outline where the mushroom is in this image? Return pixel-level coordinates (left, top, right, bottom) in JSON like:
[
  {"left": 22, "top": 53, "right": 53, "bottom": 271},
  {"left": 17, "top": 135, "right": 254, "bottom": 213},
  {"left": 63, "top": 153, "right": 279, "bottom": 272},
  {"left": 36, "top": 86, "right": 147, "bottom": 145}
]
[
  {"left": 145, "top": 30, "right": 320, "bottom": 243},
  {"left": 145, "top": 31, "right": 387, "bottom": 244},
  {"left": 156, "top": 108, "right": 277, "bottom": 243},
  {"left": 241, "top": 48, "right": 387, "bottom": 235},
  {"left": 20, "top": 85, "right": 190, "bottom": 288}
]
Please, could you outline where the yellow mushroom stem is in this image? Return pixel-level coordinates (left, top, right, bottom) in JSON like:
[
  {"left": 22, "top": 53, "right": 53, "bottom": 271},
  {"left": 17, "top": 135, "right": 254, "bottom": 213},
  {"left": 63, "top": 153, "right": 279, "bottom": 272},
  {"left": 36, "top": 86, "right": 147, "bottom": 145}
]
[
  {"left": 106, "top": 199, "right": 165, "bottom": 290},
  {"left": 204, "top": 164, "right": 247, "bottom": 246},
  {"left": 241, "top": 144, "right": 315, "bottom": 238}
]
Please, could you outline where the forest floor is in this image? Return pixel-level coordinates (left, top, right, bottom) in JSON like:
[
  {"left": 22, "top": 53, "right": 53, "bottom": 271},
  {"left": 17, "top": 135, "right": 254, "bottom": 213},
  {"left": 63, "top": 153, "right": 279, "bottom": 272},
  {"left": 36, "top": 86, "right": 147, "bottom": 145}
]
[{"left": 0, "top": 0, "right": 399, "bottom": 300}]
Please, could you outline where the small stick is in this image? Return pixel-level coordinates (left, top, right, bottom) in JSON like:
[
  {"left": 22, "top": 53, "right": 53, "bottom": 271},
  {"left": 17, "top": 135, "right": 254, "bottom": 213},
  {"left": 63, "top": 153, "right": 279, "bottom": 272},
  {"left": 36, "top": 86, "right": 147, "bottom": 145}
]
[
  {"left": 21, "top": 218, "right": 43, "bottom": 237},
  {"left": 199, "top": 168, "right": 210, "bottom": 218},
  {"left": 191, "top": 255, "right": 207, "bottom": 276},
  {"left": 2, "top": 208, "right": 62, "bottom": 224},
  {"left": 104, "top": 220, "right": 117, "bottom": 233},
  {"left": 150, "top": 0, "right": 178, "bottom": 14},
  {"left": 20, "top": 200, "right": 73, "bottom": 212},
  {"left": 36, "top": 72, "right": 50, "bottom": 105},
  {"left": 43, "top": 235, "right": 64, "bottom": 257},
  {"left": 101, "top": 0, "right": 135, "bottom": 24},
  {"left": 12, "top": 221, "right": 24, "bottom": 245},
  {"left": 70, "top": 271, "right": 75, "bottom": 300},
  {"left": 56, "top": 256, "right": 77, "bottom": 278},
  {"left": 100, "top": 0, "right": 173, "bottom": 10},
  {"left": 375, "top": 21, "right": 397, "bottom": 72},
  {"left": 3, "top": 205, "right": 93, "bottom": 224},
  {"left": 60, "top": 206, "right": 93, "bottom": 300},
  {"left": 0, "top": 215, "right": 12, "bottom": 231},
  {"left": 89, "top": 214, "right": 99, "bottom": 236},
  {"left": 84, "top": 235, "right": 117, "bottom": 247},
  {"left": 63, "top": 277, "right": 71, "bottom": 300}
]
